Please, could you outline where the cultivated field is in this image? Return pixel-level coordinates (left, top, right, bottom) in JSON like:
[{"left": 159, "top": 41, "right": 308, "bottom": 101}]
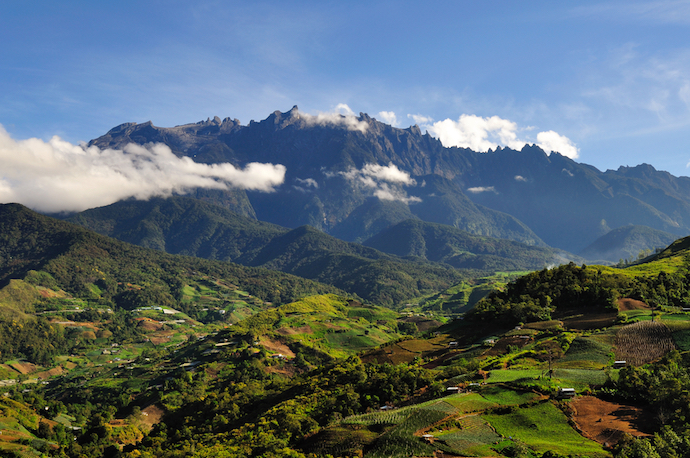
[{"left": 615, "top": 321, "right": 676, "bottom": 365}]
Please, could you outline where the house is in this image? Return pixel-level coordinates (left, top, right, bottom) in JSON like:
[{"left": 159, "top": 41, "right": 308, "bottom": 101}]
[
  {"left": 557, "top": 388, "right": 576, "bottom": 399},
  {"left": 613, "top": 361, "right": 626, "bottom": 369},
  {"left": 448, "top": 341, "right": 459, "bottom": 347}
]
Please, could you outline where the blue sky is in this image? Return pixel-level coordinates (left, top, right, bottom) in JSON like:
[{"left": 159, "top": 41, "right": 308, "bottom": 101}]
[{"left": 2, "top": 1, "right": 690, "bottom": 177}]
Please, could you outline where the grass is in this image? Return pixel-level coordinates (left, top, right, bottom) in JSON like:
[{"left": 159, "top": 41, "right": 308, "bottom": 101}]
[
  {"left": 672, "top": 330, "right": 690, "bottom": 351},
  {"left": 479, "top": 386, "right": 541, "bottom": 405},
  {"left": 484, "top": 401, "right": 607, "bottom": 457},
  {"left": 443, "top": 393, "right": 497, "bottom": 413},
  {"left": 486, "top": 368, "right": 611, "bottom": 390},
  {"left": 366, "top": 407, "right": 453, "bottom": 458},
  {"left": 436, "top": 415, "right": 502, "bottom": 457},
  {"left": 556, "top": 336, "right": 613, "bottom": 369}
]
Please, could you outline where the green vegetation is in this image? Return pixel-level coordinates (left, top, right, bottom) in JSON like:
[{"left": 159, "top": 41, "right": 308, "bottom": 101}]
[
  {"left": 485, "top": 401, "right": 606, "bottom": 457},
  {"left": 12, "top": 204, "right": 690, "bottom": 457}
]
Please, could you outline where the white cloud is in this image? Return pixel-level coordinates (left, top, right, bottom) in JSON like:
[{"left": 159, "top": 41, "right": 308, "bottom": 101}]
[
  {"left": 415, "top": 113, "right": 579, "bottom": 159},
  {"left": 338, "top": 162, "right": 420, "bottom": 203},
  {"left": 536, "top": 130, "right": 580, "bottom": 159},
  {"left": 562, "top": 168, "right": 574, "bottom": 177},
  {"left": 426, "top": 115, "right": 526, "bottom": 152},
  {"left": 0, "top": 126, "right": 286, "bottom": 213},
  {"left": 374, "top": 185, "right": 422, "bottom": 204},
  {"left": 295, "top": 177, "right": 318, "bottom": 188},
  {"left": 514, "top": 175, "right": 528, "bottom": 182},
  {"left": 297, "top": 104, "right": 368, "bottom": 133},
  {"left": 466, "top": 186, "right": 496, "bottom": 194},
  {"left": 408, "top": 114, "right": 434, "bottom": 125},
  {"left": 377, "top": 111, "right": 399, "bottom": 126}
]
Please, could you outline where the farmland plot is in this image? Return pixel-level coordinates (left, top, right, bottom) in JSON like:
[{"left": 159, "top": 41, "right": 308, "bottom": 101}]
[{"left": 615, "top": 321, "right": 676, "bottom": 366}]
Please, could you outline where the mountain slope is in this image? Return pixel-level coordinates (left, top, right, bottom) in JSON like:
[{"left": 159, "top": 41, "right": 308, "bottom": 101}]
[
  {"left": 67, "top": 196, "right": 287, "bottom": 261},
  {"left": 66, "top": 198, "right": 469, "bottom": 306},
  {"left": 0, "top": 203, "right": 341, "bottom": 305},
  {"left": 88, "top": 107, "right": 690, "bottom": 252},
  {"left": 364, "top": 219, "right": 577, "bottom": 270},
  {"left": 578, "top": 224, "right": 679, "bottom": 263}
]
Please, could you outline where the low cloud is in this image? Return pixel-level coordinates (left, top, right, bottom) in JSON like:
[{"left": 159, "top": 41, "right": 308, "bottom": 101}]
[
  {"left": 536, "top": 131, "right": 579, "bottom": 159},
  {"left": 293, "top": 177, "right": 318, "bottom": 192},
  {"left": 466, "top": 186, "right": 497, "bottom": 194},
  {"left": 377, "top": 111, "right": 399, "bottom": 126},
  {"left": 338, "top": 162, "right": 421, "bottom": 203},
  {"left": 417, "top": 114, "right": 580, "bottom": 159},
  {"left": 298, "top": 104, "right": 368, "bottom": 133},
  {"left": 514, "top": 175, "right": 528, "bottom": 182},
  {"left": 0, "top": 126, "right": 286, "bottom": 213},
  {"left": 408, "top": 114, "right": 434, "bottom": 125}
]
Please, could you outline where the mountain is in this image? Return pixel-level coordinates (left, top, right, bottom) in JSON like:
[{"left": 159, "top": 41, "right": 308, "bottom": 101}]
[
  {"left": 70, "top": 197, "right": 556, "bottom": 306},
  {"left": 67, "top": 196, "right": 287, "bottom": 261},
  {"left": 364, "top": 219, "right": 578, "bottom": 270},
  {"left": 578, "top": 224, "right": 678, "bottom": 263},
  {"left": 89, "top": 107, "right": 690, "bottom": 253},
  {"left": 0, "top": 203, "right": 341, "bottom": 306}
]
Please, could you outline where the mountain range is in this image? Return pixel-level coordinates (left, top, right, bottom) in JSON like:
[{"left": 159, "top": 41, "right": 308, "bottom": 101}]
[{"left": 87, "top": 107, "right": 690, "bottom": 258}]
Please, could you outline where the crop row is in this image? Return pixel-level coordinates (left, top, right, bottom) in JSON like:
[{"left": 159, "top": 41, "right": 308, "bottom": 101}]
[{"left": 615, "top": 321, "right": 675, "bottom": 366}]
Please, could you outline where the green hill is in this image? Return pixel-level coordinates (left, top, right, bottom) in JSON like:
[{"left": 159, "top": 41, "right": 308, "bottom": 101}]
[
  {"left": 67, "top": 197, "right": 471, "bottom": 307},
  {"left": 579, "top": 224, "right": 678, "bottom": 263},
  {"left": 364, "top": 218, "right": 577, "bottom": 271}
]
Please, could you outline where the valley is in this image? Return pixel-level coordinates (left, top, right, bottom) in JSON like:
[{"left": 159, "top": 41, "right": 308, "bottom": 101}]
[{"left": 2, "top": 200, "right": 690, "bottom": 457}]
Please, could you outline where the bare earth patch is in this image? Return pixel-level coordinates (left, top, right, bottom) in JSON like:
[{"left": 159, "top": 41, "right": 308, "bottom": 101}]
[
  {"left": 140, "top": 405, "right": 165, "bottom": 428},
  {"left": 8, "top": 361, "right": 37, "bottom": 375},
  {"left": 557, "top": 308, "right": 619, "bottom": 330},
  {"left": 259, "top": 337, "right": 295, "bottom": 357},
  {"left": 34, "top": 366, "right": 64, "bottom": 379},
  {"left": 136, "top": 318, "right": 164, "bottom": 331},
  {"left": 571, "top": 396, "right": 653, "bottom": 446},
  {"left": 617, "top": 298, "right": 651, "bottom": 311},
  {"left": 483, "top": 336, "right": 532, "bottom": 357},
  {"left": 275, "top": 325, "right": 312, "bottom": 336}
]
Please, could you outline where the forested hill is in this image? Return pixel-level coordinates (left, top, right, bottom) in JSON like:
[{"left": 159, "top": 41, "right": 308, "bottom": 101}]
[
  {"left": 363, "top": 218, "right": 579, "bottom": 270},
  {"left": 0, "top": 203, "right": 342, "bottom": 305},
  {"left": 66, "top": 196, "right": 568, "bottom": 306}
]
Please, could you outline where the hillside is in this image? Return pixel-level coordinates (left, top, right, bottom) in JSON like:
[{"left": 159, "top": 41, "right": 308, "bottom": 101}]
[
  {"left": 578, "top": 224, "right": 679, "bottom": 263},
  {"left": 67, "top": 196, "right": 564, "bottom": 307},
  {"left": 88, "top": 107, "right": 690, "bottom": 253},
  {"left": 0, "top": 202, "right": 342, "bottom": 311},
  {"left": 364, "top": 218, "right": 577, "bottom": 270},
  {"left": 7, "top": 219, "right": 690, "bottom": 456}
]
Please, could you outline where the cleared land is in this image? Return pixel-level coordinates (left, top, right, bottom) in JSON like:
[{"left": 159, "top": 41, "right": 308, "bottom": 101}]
[{"left": 571, "top": 396, "right": 653, "bottom": 446}]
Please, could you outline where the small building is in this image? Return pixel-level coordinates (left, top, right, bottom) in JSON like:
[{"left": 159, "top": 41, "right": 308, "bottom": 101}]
[
  {"left": 557, "top": 388, "right": 576, "bottom": 399},
  {"left": 448, "top": 341, "right": 459, "bottom": 347},
  {"left": 422, "top": 434, "right": 435, "bottom": 443},
  {"left": 446, "top": 386, "right": 459, "bottom": 393},
  {"left": 613, "top": 361, "right": 627, "bottom": 369}
]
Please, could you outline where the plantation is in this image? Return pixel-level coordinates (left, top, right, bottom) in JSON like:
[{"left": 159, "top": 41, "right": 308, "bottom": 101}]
[{"left": 614, "top": 321, "right": 676, "bottom": 366}]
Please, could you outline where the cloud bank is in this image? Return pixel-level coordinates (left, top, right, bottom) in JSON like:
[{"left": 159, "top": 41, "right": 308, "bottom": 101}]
[
  {"left": 0, "top": 126, "right": 286, "bottom": 213},
  {"left": 299, "top": 104, "right": 369, "bottom": 133},
  {"left": 402, "top": 113, "right": 580, "bottom": 159},
  {"left": 337, "top": 162, "right": 421, "bottom": 204}
]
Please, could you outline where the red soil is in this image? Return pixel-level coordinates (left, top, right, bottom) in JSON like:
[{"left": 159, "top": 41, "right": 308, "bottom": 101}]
[
  {"left": 617, "top": 298, "right": 651, "bottom": 311},
  {"left": 570, "top": 396, "right": 654, "bottom": 446}
]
